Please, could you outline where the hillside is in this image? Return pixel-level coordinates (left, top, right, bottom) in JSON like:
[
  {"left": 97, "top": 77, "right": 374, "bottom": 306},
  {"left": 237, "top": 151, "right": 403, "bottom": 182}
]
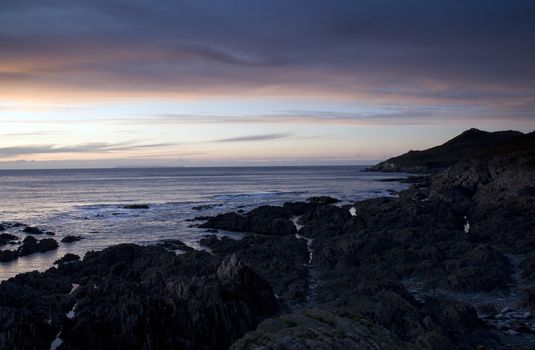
[{"left": 369, "top": 128, "right": 525, "bottom": 173}]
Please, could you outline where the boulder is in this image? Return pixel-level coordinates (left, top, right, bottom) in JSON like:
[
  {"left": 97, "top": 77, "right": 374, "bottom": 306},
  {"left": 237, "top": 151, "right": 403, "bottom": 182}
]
[
  {"left": 18, "top": 237, "right": 59, "bottom": 256},
  {"left": 61, "top": 235, "right": 83, "bottom": 243},
  {"left": 23, "top": 226, "right": 44, "bottom": 235}
]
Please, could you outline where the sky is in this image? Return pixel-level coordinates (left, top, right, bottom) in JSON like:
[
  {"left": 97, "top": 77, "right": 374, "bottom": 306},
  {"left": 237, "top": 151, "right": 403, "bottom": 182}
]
[{"left": 1, "top": 0, "right": 534, "bottom": 168}]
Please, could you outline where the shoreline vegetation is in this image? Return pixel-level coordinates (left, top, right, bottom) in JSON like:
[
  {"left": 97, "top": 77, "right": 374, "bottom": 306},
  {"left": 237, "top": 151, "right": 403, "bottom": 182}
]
[{"left": 1, "top": 128, "right": 534, "bottom": 349}]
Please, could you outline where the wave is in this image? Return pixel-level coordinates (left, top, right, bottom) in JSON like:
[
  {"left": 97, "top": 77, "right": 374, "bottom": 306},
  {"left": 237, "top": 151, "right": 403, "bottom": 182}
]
[{"left": 212, "top": 191, "right": 307, "bottom": 201}]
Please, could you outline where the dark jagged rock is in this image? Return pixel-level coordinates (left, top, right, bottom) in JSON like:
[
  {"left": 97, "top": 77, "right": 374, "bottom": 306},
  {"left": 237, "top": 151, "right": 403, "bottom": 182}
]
[
  {"left": 200, "top": 234, "right": 309, "bottom": 305},
  {"left": 45, "top": 231, "right": 55, "bottom": 236},
  {"left": 0, "top": 244, "right": 279, "bottom": 350},
  {"left": 157, "top": 239, "right": 194, "bottom": 252},
  {"left": 0, "top": 224, "right": 5, "bottom": 231},
  {"left": 61, "top": 235, "right": 84, "bottom": 243},
  {"left": 17, "top": 237, "right": 59, "bottom": 256},
  {"left": 297, "top": 204, "right": 351, "bottom": 238},
  {"left": 122, "top": 204, "right": 149, "bottom": 209},
  {"left": 23, "top": 226, "right": 44, "bottom": 235},
  {"left": 200, "top": 205, "right": 297, "bottom": 236},
  {"left": 0, "top": 233, "right": 19, "bottom": 247},
  {"left": 370, "top": 128, "right": 524, "bottom": 173},
  {"left": 231, "top": 308, "right": 411, "bottom": 350},
  {"left": 54, "top": 253, "right": 81, "bottom": 265},
  {"left": 1, "top": 233, "right": 20, "bottom": 241}
]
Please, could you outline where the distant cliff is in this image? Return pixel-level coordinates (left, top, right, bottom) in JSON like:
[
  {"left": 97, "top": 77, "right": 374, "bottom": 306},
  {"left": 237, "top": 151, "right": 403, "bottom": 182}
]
[{"left": 369, "top": 128, "right": 525, "bottom": 173}]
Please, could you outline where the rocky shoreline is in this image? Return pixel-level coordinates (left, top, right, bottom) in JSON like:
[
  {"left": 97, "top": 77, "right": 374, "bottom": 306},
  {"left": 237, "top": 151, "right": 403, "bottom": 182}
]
[{"left": 1, "top": 130, "right": 534, "bottom": 349}]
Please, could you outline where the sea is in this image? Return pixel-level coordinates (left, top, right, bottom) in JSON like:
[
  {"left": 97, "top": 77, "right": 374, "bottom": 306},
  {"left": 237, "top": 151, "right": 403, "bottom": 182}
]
[{"left": 0, "top": 166, "right": 408, "bottom": 280}]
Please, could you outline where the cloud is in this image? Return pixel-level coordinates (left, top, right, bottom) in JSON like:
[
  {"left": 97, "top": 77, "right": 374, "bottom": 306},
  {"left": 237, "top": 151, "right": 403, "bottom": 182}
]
[
  {"left": 0, "top": 141, "right": 176, "bottom": 158},
  {"left": 0, "top": 131, "right": 65, "bottom": 137},
  {"left": 215, "top": 133, "right": 293, "bottom": 142},
  {"left": 0, "top": 0, "right": 534, "bottom": 113}
]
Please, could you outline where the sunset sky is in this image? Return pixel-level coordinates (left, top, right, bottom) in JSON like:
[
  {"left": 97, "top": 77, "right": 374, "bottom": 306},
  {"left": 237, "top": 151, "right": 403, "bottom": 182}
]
[{"left": 1, "top": 0, "right": 534, "bottom": 168}]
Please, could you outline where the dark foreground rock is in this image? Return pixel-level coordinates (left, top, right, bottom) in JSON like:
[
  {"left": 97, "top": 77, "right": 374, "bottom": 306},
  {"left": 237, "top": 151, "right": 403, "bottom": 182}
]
[
  {"left": 0, "top": 244, "right": 279, "bottom": 350},
  {"left": 231, "top": 308, "right": 411, "bottom": 350},
  {"left": 200, "top": 234, "right": 309, "bottom": 305}
]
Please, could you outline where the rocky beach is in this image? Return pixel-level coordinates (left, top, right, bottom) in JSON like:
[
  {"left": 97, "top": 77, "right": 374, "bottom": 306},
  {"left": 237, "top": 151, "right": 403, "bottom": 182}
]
[{"left": 1, "top": 129, "right": 534, "bottom": 349}]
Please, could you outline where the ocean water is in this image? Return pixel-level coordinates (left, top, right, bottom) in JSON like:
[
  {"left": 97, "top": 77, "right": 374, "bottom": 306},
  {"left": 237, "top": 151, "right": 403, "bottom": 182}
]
[{"left": 0, "top": 166, "right": 408, "bottom": 280}]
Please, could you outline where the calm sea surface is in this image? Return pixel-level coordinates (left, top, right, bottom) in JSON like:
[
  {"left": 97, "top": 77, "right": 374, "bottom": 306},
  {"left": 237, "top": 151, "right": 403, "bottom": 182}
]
[{"left": 0, "top": 166, "right": 408, "bottom": 280}]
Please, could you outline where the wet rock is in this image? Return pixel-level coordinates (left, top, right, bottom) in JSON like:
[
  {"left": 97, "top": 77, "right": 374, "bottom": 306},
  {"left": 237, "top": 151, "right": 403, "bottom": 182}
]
[
  {"left": 54, "top": 253, "right": 81, "bottom": 265},
  {"left": 122, "top": 204, "right": 149, "bottom": 209},
  {"left": 45, "top": 231, "right": 55, "bottom": 236},
  {"left": 0, "top": 250, "right": 18, "bottom": 263},
  {"left": 17, "top": 237, "right": 59, "bottom": 256},
  {"left": 0, "top": 224, "right": 5, "bottom": 231},
  {"left": 61, "top": 235, "right": 83, "bottom": 243},
  {"left": 0, "top": 234, "right": 19, "bottom": 247},
  {"left": 1, "top": 233, "right": 20, "bottom": 241},
  {"left": 23, "top": 226, "right": 44, "bottom": 235}
]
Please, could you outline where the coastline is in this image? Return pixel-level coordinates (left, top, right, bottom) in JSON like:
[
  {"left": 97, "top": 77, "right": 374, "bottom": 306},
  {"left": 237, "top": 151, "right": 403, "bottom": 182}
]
[{"left": 1, "top": 132, "right": 534, "bottom": 349}]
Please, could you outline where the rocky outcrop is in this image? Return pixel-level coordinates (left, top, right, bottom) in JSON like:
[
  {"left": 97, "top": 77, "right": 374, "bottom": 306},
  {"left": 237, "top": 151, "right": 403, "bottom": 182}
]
[
  {"left": 231, "top": 309, "right": 411, "bottom": 350},
  {"left": 200, "top": 205, "right": 297, "bottom": 235},
  {"left": 0, "top": 244, "right": 280, "bottom": 350},
  {"left": 370, "top": 128, "right": 524, "bottom": 173},
  {"left": 201, "top": 234, "right": 309, "bottom": 305}
]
